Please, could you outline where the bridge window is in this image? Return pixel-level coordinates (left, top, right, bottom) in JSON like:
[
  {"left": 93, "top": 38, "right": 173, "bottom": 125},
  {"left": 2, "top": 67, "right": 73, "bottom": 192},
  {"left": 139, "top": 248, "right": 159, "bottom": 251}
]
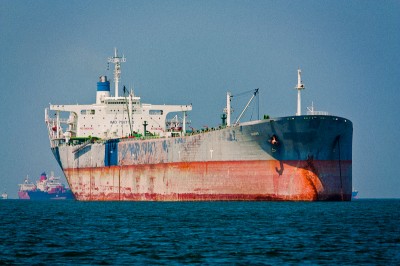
[
  {"left": 81, "top": 110, "right": 95, "bottom": 115},
  {"left": 149, "top": 110, "right": 163, "bottom": 115}
]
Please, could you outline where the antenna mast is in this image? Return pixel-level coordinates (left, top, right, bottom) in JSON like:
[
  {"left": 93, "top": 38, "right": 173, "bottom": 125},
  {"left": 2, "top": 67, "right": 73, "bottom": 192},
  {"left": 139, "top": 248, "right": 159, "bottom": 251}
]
[
  {"left": 295, "top": 68, "right": 305, "bottom": 116},
  {"left": 226, "top": 92, "right": 232, "bottom": 126},
  {"left": 108, "top": 48, "right": 126, "bottom": 98}
]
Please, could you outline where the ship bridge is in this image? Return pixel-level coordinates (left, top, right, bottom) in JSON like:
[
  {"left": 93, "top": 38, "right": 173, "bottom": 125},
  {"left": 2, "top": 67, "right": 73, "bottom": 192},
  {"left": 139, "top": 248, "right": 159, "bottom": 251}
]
[{"left": 46, "top": 99, "right": 192, "bottom": 144}]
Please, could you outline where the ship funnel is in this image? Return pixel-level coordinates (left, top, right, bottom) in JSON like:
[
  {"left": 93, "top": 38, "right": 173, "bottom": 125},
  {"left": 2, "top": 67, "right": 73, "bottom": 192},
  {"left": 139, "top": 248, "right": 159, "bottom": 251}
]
[
  {"left": 96, "top": 76, "right": 110, "bottom": 104},
  {"left": 40, "top": 172, "right": 47, "bottom": 181},
  {"left": 97, "top": 76, "right": 110, "bottom": 91}
]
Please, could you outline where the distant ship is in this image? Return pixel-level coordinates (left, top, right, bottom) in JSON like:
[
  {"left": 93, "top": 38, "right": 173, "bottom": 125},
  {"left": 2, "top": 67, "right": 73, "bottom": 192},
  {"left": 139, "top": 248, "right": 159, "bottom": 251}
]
[
  {"left": 45, "top": 49, "right": 353, "bottom": 201},
  {"left": 352, "top": 190, "right": 359, "bottom": 199},
  {"left": 1, "top": 192, "right": 7, "bottom": 200},
  {"left": 18, "top": 172, "right": 74, "bottom": 200}
]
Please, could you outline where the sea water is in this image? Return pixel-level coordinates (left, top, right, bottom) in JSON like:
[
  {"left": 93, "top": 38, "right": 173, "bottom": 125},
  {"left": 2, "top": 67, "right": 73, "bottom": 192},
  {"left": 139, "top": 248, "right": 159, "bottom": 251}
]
[{"left": 1, "top": 199, "right": 399, "bottom": 265}]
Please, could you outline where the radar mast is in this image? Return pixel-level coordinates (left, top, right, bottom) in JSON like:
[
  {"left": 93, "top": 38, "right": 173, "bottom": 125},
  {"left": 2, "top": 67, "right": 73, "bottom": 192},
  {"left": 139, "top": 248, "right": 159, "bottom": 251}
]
[{"left": 108, "top": 48, "right": 126, "bottom": 98}]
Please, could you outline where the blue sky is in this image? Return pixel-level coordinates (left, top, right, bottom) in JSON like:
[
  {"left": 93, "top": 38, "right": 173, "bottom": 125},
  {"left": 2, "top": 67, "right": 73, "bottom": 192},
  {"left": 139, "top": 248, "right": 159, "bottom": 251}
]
[{"left": 0, "top": 0, "right": 399, "bottom": 198}]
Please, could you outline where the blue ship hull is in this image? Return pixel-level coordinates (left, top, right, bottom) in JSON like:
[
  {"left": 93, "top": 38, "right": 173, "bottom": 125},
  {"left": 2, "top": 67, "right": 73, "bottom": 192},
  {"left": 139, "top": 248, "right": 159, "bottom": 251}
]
[{"left": 27, "top": 190, "right": 74, "bottom": 200}]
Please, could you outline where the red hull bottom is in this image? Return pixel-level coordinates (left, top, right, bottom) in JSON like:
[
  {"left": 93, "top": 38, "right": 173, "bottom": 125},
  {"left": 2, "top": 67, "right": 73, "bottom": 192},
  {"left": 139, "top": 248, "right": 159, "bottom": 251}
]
[
  {"left": 64, "top": 160, "right": 352, "bottom": 201},
  {"left": 18, "top": 191, "right": 30, "bottom": 200}
]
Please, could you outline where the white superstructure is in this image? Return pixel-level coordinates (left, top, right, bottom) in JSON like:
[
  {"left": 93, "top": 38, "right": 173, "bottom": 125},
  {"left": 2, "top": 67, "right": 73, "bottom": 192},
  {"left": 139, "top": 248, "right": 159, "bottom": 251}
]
[
  {"left": 45, "top": 50, "right": 192, "bottom": 147},
  {"left": 18, "top": 176, "right": 36, "bottom": 192}
]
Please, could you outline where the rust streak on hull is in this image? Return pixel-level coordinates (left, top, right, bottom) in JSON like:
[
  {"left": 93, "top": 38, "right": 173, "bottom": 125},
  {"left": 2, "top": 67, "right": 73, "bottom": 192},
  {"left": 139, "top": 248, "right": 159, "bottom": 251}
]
[{"left": 64, "top": 160, "right": 351, "bottom": 201}]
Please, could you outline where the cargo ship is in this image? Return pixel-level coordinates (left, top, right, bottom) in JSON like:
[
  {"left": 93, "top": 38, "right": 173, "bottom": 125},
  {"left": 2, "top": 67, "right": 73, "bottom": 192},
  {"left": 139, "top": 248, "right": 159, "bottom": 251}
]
[
  {"left": 18, "top": 172, "right": 74, "bottom": 200},
  {"left": 45, "top": 49, "right": 352, "bottom": 201}
]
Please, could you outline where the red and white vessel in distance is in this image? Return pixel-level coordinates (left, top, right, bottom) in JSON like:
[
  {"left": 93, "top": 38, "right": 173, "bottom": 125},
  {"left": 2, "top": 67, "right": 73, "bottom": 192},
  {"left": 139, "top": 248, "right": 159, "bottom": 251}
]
[
  {"left": 45, "top": 49, "right": 353, "bottom": 201},
  {"left": 18, "top": 172, "right": 74, "bottom": 200}
]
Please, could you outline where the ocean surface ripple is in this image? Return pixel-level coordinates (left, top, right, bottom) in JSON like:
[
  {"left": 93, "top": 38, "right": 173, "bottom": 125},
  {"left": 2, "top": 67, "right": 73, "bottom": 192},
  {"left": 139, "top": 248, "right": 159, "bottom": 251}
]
[{"left": 1, "top": 199, "right": 399, "bottom": 265}]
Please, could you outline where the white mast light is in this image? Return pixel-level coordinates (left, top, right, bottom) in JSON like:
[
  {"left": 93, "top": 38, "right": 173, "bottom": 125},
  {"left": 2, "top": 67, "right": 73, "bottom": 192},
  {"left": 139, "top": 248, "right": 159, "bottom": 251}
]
[{"left": 108, "top": 48, "right": 126, "bottom": 98}]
